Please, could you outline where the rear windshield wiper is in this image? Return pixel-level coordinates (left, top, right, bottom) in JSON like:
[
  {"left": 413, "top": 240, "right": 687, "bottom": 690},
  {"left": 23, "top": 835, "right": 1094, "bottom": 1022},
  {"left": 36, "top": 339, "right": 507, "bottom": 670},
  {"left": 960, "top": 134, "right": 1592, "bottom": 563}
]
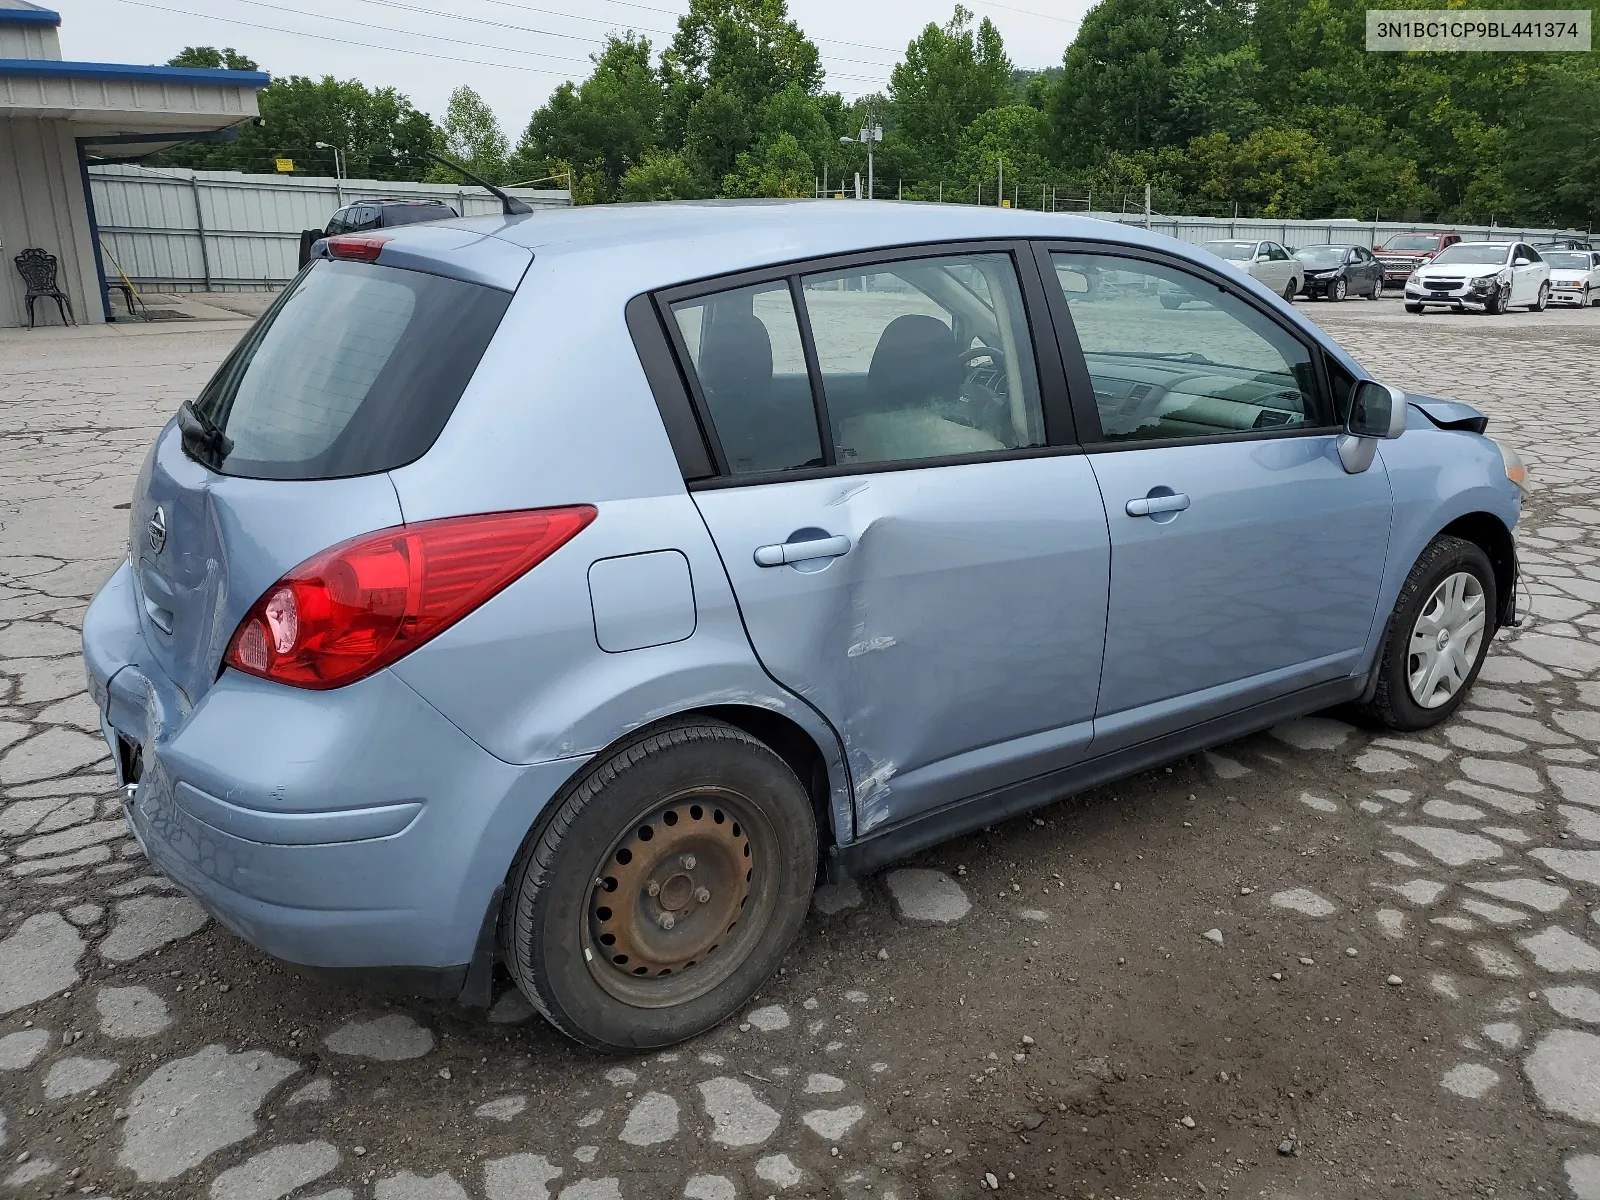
[{"left": 178, "top": 400, "right": 233, "bottom": 466}]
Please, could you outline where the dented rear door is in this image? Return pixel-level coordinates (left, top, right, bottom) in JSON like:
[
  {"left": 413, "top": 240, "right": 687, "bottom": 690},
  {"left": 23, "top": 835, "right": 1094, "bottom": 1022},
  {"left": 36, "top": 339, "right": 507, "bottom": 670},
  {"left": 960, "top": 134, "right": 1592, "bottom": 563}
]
[{"left": 691, "top": 459, "right": 1109, "bottom": 838}]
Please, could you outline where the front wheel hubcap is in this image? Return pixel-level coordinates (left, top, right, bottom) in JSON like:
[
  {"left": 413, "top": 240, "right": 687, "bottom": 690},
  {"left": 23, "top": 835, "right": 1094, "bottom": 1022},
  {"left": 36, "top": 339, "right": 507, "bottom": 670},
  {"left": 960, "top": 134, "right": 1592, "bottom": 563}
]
[{"left": 1407, "top": 571, "right": 1487, "bottom": 708}]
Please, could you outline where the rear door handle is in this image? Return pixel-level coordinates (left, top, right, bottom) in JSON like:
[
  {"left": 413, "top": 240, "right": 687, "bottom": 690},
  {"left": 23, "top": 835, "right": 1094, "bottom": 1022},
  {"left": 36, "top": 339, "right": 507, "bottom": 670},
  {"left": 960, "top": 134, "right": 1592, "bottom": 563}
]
[
  {"left": 754, "top": 534, "right": 852, "bottom": 567},
  {"left": 1125, "top": 493, "right": 1191, "bottom": 517}
]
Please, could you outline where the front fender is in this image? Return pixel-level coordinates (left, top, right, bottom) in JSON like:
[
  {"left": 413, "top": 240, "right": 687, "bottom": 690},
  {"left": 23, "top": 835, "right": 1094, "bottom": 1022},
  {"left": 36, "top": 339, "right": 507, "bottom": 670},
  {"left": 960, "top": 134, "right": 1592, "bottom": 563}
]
[{"left": 1362, "top": 430, "right": 1520, "bottom": 670}]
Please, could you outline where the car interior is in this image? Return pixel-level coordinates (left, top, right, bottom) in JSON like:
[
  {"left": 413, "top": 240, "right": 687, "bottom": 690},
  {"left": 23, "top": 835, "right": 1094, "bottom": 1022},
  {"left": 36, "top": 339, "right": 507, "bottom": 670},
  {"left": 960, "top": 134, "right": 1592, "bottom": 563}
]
[{"left": 677, "top": 256, "right": 1041, "bottom": 474}]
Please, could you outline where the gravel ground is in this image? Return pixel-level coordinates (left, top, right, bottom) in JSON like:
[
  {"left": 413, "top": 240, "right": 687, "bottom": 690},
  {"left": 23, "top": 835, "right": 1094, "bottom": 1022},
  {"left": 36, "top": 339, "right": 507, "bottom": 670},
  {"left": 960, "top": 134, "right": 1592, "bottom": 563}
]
[{"left": 2, "top": 293, "right": 1599, "bottom": 1199}]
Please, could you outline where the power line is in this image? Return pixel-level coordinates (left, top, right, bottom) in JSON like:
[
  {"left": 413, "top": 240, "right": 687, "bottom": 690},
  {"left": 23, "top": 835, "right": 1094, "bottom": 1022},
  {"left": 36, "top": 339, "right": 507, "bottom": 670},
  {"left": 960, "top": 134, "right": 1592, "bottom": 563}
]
[
  {"left": 342, "top": 0, "right": 895, "bottom": 73},
  {"left": 503, "top": 0, "right": 906, "bottom": 56},
  {"left": 968, "top": 0, "right": 1079, "bottom": 24},
  {"left": 112, "top": 0, "right": 888, "bottom": 90},
  {"left": 228, "top": 0, "right": 596, "bottom": 65},
  {"left": 114, "top": 0, "right": 613, "bottom": 76}
]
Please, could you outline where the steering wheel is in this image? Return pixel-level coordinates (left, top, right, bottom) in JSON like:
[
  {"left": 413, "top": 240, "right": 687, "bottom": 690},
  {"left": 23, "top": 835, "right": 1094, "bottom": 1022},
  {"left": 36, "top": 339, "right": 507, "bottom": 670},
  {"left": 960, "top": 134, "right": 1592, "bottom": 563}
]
[{"left": 960, "top": 344, "right": 1007, "bottom": 373}]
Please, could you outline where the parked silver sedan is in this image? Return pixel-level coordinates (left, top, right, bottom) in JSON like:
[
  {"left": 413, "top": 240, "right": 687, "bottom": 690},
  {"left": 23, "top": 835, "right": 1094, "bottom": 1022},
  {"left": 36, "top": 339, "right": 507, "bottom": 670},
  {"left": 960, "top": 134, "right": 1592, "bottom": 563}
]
[{"left": 1199, "top": 239, "right": 1304, "bottom": 299}]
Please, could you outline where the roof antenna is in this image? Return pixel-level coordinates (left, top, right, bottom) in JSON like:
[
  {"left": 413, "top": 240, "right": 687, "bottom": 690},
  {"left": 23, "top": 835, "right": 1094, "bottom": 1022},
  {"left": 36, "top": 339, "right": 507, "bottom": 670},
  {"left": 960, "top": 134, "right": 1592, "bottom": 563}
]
[{"left": 424, "top": 150, "right": 532, "bottom": 216}]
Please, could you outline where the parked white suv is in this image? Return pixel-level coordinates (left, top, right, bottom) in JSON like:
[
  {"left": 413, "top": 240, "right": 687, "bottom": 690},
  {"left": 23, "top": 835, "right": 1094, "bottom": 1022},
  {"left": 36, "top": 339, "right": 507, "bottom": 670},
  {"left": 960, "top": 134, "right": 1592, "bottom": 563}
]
[{"left": 1405, "top": 241, "right": 1551, "bottom": 314}]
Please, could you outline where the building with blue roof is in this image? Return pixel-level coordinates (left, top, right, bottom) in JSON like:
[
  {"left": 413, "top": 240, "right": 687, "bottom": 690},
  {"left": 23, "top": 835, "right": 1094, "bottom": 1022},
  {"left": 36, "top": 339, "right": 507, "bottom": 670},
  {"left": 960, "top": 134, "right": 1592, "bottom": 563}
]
[{"left": 0, "top": 0, "right": 268, "bottom": 326}]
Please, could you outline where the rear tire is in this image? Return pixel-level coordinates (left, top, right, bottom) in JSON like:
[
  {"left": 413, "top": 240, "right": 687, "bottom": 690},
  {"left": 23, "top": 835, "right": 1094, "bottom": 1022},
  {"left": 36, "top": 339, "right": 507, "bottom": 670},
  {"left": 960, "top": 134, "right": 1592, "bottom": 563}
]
[
  {"left": 501, "top": 718, "right": 817, "bottom": 1052},
  {"left": 1356, "top": 535, "right": 1497, "bottom": 732},
  {"left": 1370, "top": 277, "right": 1384, "bottom": 300},
  {"left": 1283, "top": 279, "right": 1297, "bottom": 301},
  {"left": 1531, "top": 281, "right": 1550, "bottom": 311}
]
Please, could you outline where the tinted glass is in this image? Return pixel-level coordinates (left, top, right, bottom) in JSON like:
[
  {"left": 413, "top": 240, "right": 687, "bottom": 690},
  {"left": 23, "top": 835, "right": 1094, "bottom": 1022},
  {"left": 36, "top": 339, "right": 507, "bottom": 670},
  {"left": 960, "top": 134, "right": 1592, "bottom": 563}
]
[
  {"left": 1266, "top": 243, "right": 1290, "bottom": 261},
  {"left": 671, "top": 282, "right": 821, "bottom": 475},
  {"left": 800, "top": 253, "right": 1044, "bottom": 466},
  {"left": 1051, "top": 252, "right": 1324, "bottom": 443},
  {"left": 1432, "top": 244, "right": 1512, "bottom": 266},
  {"left": 195, "top": 260, "right": 510, "bottom": 480}
]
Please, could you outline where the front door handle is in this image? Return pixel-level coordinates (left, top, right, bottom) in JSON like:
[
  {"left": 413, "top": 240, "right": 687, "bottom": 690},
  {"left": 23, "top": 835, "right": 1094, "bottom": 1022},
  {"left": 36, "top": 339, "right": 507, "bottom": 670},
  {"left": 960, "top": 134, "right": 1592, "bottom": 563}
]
[
  {"left": 754, "top": 534, "right": 852, "bottom": 567},
  {"left": 1125, "top": 493, "right": 1191, "bottom": 517}
]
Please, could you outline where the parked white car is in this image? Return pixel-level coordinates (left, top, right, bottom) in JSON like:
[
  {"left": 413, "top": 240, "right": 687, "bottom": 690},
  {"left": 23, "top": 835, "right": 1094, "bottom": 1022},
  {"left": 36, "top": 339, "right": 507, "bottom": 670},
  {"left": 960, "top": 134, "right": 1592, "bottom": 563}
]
[
  {"left": 1405, "top": 241, "right": 1551, "bottom": 314},
  {"left": 1199, "top": 240, "right": 1304, "bottom": 300},
  {"left": 1543, "top": 249, "right": 1600, "bottom": 307}
]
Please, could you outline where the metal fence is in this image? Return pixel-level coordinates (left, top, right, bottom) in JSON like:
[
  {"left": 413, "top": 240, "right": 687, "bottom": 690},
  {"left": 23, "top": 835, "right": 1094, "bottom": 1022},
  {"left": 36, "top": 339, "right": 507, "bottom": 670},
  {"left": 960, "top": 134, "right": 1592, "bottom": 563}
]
[
  {"left": 1087, "top": 213, "right": 1576, "bottom": 249},
  {"left": 88, "top": 165, "right": 1577, "bottom": 292},
  {"left": 88, "top": 165, "right": 571, "bottom": 292}
]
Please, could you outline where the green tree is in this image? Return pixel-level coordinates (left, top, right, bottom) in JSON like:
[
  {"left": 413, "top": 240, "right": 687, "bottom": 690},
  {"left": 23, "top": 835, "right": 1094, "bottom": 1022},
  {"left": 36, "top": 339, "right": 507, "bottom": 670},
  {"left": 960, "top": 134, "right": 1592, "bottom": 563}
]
[
  {"left": 620, "top": 149, "right": 699, "bottom": 201},
  {"left": 430, "top": 85, "right": 508, "bottom": 183},
  {"left": 509, "top": 35, "right": 665, "bottom": 202},
  {"left": 947, "top": 105, "right": 1054, "bottom": 206},
  {"left": 888, "top": 6, "right": 1013, "bottom": 178},
  {"left": 722, "top": 130, "right": 815, "bottom": 196},
  {"left": 167, "top": 46, "right": 258, "bottom": 71},
  {"left": 156, "top": 57, "right": 442, "bottom": 182}
]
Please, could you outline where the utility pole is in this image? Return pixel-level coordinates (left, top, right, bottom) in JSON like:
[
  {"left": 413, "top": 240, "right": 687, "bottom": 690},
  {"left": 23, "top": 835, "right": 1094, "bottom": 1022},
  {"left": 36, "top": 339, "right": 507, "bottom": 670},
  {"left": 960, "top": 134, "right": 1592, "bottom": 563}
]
[
  {"left": 997, "top": 156, "right": 1003, "bottom": 206},
  {"left": 838, "top": 98, "right": 881, "bottom": 200},
  {"left": 1144, "top": 182, "right": 1152, "bottom": 229}
]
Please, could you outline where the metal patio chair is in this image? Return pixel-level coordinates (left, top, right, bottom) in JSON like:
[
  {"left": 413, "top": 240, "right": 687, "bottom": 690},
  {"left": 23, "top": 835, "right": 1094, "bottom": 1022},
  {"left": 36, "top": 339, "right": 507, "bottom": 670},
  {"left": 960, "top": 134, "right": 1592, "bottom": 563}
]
[{"left": 13, "top": 247, "right": 75, "bottom": 328}]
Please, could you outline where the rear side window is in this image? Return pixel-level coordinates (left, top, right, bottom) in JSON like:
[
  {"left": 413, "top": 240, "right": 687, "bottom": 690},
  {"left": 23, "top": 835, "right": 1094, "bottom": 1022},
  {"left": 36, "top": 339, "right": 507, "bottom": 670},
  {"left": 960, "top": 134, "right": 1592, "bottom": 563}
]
[
  {"left": 383, "top": 203, "right": 456, "bottom": 228},
  {"left": 194, "top": 259, "right": 511, "bottom": 480}
]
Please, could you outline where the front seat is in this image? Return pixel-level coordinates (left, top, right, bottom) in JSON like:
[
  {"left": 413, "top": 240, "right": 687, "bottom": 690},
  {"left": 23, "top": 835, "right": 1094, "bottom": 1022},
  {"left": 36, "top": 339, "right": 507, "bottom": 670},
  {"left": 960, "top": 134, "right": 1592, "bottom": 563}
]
[{"left": 837, "top": 314, "right": 1006, "bottom": 464}]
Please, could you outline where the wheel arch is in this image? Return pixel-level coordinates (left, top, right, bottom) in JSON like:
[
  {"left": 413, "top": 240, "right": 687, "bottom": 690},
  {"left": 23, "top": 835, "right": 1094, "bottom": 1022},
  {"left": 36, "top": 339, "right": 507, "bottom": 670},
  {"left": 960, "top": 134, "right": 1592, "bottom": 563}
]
[{"left": 1438, "top": 510, "right": 1517, "bottom": 628}]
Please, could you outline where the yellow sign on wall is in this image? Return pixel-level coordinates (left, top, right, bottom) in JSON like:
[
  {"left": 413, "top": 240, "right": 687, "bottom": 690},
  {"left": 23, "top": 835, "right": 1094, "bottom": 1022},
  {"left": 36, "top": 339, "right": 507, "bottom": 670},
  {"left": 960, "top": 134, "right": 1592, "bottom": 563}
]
[
  {"left": 274, "top": 158, "right": 294, "bottom": 173},
  {"left": 1001, "top": 199, "right": 1012, "bottom": 208}
]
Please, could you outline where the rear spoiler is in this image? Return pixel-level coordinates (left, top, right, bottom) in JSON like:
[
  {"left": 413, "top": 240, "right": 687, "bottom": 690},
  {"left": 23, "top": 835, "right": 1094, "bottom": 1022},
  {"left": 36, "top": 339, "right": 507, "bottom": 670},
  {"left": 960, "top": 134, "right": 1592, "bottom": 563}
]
[{"left": 1407, "top": 394, "right": 1488, "bottom": 434}]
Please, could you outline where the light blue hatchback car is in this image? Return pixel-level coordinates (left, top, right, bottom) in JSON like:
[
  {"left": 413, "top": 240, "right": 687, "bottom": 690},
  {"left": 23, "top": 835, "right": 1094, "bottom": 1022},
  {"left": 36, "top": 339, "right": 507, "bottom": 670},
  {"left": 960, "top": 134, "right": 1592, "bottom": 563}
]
[{"left": 83, "top": 201, "right": 1526, "bottom": 1050}]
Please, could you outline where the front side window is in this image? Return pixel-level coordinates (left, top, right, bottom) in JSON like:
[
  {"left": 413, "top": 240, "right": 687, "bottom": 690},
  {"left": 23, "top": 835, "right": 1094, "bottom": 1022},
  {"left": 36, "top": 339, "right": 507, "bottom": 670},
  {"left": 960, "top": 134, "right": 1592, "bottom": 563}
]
[
  {"left": 670, "top": 282, "right": 820, "bottom": 475},
  {"left": 1051, "top": 252, "right": 1325, "bottom": 444},
  {"left": 800, "top": 253, "right": 1044, "bottom": 466},
  {"left": 1267, "top": 243, "right": 1291, "bottom": 261}
]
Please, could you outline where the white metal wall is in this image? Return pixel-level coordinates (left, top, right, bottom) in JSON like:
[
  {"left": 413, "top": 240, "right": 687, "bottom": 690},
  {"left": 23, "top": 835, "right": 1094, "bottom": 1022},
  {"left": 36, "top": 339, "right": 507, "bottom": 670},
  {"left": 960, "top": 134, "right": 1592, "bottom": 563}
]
[
  {"left": 88, "top": 165, "right": 571, "bottom": 291},
  {"left": 1083, "top": 212, "right": 1570, "bottom": 249}
]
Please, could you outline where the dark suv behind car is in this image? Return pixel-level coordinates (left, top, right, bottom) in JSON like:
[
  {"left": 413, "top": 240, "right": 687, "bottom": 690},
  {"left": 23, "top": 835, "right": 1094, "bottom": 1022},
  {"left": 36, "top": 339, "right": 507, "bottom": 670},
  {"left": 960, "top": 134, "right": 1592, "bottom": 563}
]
[{"left": 298, "top": 199, "right": 458, "bottom": 267}]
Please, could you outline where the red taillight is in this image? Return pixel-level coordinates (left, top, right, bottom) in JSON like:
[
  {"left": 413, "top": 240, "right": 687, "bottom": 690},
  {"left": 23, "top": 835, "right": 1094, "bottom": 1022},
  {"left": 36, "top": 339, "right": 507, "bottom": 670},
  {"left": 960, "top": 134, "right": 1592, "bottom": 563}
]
[
  {"left": 326, "top": 234, "right": 392, "bottom": 262},
  {"left": 225, "top": 507, "right": 596, "bottom": 690}
]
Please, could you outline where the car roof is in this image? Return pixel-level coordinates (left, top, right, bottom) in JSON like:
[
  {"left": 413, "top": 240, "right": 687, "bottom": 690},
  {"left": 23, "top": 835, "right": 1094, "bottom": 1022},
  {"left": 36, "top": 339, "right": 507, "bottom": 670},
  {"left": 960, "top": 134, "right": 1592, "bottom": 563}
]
[{"left": 392, "top": 199, "right": 1209, "bottom": 289}]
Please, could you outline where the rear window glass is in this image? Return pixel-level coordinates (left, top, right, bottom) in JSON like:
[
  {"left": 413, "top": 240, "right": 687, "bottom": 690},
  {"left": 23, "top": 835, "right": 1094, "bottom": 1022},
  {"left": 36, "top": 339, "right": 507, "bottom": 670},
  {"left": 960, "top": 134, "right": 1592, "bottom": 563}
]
[{"left": 194, "top": 259, "right": 510, "bottom": 480}]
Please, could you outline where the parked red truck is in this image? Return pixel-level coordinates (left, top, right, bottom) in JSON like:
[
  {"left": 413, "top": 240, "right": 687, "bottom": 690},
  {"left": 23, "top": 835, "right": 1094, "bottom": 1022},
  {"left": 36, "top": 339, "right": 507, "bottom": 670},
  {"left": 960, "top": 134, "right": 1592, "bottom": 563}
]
[{"left": 1374, "top": 232, "right": 1463, "bottom": 286}]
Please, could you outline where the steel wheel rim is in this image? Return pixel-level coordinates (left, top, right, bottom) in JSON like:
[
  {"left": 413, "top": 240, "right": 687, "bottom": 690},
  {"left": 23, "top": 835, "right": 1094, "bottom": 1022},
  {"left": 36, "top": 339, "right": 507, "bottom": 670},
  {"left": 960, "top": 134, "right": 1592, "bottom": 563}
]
[
  {"left": 1407, "top": 571, "right": 1487, "bottom": 708},
  {"left": 582, "top": 786, "right": 777, "bottom": 1009}
]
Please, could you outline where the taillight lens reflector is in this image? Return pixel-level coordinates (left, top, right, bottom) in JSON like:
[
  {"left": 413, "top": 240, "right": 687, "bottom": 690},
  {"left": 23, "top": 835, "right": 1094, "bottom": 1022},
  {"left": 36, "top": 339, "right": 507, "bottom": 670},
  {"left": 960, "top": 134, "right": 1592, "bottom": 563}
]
[
  {"left": 225, "top": 506, "right": 596, "bottom": 690},
  {"left": 326, "top": 234, "right": 392, "bottom": 262}
]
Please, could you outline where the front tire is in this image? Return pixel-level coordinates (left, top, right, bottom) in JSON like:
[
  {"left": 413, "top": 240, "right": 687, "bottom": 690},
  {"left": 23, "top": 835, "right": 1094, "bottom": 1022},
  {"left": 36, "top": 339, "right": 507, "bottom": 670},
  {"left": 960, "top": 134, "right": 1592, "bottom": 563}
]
[
  {"left": 501, "top": 718, "right": 817, "bottom": 1051},
  {"left": 1356, "top": 535, "right": 1497, "bottom": 732},
  {"left": 1330, "top": 277, "right": 1347, "bottom": 301}
]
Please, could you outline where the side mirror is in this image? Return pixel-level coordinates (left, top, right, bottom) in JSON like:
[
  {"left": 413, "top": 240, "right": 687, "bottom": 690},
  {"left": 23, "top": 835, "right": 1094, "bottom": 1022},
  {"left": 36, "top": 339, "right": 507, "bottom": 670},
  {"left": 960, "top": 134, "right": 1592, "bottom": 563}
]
[
  {"left": 1339, "top": 381, "right": 1406, "bottom": 473},
  {"left": 1514, "top": 256, "right": 1531, "bottom": 266},
  {"left": 1347, "top": 380, "right": 1407, "bottom": 439}
]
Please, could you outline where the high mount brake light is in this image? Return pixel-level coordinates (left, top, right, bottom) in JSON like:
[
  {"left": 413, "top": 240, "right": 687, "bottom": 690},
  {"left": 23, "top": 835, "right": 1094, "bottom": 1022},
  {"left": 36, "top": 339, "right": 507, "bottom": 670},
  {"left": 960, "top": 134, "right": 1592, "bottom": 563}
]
[
  {"left": 225, "top": 507, "right": 596, "bottom": 690},
  {"left": 326, "top": 234, "right": 392, "bottom": 262}
]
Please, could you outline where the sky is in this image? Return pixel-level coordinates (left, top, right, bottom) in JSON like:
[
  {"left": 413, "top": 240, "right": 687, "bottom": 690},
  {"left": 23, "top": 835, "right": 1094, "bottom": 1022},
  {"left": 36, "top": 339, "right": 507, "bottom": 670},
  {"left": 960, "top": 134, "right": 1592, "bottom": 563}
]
[{"left": 53, "top": 0, "right": 1091, "bottom": 140}]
